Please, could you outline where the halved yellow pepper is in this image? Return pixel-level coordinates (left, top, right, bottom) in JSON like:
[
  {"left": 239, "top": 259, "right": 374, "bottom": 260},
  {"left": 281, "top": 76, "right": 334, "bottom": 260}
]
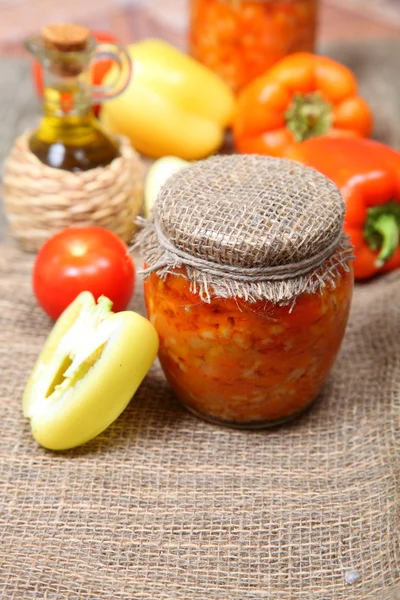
[
  {"left": 100, "top": 39, "right": 236, "bottom": 160},
  {"left": 23, "top": 292, "right": 158, "bottom": 450}
]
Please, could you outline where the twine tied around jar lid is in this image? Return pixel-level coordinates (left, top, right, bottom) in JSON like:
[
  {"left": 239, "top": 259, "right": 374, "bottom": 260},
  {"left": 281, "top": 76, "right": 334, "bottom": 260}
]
[{"left": 135, "top": 154, "right": 354, "bottom": 304}]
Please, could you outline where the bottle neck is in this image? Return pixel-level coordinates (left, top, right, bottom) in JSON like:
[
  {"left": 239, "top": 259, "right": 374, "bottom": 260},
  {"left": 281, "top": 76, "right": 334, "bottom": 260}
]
[{"left": 41, "top": 68, "right": 94, "bottom": 119}]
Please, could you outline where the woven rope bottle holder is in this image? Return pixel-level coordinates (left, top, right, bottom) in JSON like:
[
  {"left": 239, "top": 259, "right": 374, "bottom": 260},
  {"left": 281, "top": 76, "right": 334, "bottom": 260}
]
[
  {"left": 2, "top": 131, "right": 144, "bottom": 252},
  {"left": 136, "top": 154, "right": 354, "bottom": 305}
]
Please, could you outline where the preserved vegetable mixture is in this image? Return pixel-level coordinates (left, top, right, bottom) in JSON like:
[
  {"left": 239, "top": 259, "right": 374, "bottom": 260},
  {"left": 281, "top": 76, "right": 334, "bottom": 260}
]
[
  {"left": 145, "top": 266, "right": 353, "bottom": 426},
  {"left": 189, "top": 0, "right": 318, "bottom": 92}
]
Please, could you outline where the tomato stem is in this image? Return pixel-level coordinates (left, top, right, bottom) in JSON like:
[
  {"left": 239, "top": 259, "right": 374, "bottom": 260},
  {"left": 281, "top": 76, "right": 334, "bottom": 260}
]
[{"left": 285, "top": 92, "right": 332, "bottom": 142}]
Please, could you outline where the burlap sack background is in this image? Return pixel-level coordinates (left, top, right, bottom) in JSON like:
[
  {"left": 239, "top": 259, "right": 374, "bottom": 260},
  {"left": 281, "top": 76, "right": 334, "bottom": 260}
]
[{"left": 1, "top": 40, "right": 400, "bottom": 599}]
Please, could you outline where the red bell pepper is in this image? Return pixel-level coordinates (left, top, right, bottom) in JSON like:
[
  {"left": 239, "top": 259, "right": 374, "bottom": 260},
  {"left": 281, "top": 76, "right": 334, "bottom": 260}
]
[{"left": 288, "top": 136, "right": 400, "bottom": 280}]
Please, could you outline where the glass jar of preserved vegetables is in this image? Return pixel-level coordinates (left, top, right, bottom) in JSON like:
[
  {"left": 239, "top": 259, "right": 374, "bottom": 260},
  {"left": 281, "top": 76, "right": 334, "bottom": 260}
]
[
  {"left": 189, "top": 0, "right": 319, "bottom": 92},
  {"left": 137, "top": 155, "right": 354, "bottom": 429}
]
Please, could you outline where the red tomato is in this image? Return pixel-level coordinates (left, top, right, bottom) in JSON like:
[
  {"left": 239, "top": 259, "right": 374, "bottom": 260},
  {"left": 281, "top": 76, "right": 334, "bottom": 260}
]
[
  {"left": 33, "top": 227, "right": 135, "bottom": 320},
  {"left": 32, "top": 31, "right": 118, "bottom": 116}
]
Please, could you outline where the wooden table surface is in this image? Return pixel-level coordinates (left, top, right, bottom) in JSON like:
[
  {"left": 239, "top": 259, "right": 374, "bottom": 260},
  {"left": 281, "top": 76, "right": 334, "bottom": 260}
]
[{"left": 0, "top": 0, "right": 399, "bottom": 56}]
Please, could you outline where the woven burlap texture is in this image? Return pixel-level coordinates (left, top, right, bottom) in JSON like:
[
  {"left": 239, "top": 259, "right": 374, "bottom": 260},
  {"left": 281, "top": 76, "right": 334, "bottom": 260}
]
[
  {"left": 137, "top": 155, "right": 354, "bottom": 304},
  {"left": 2, "top": 132, "right": 144, "bottom": 252},
  {"left": 0, "top": 235, "right": 399, "bottom": 599}
]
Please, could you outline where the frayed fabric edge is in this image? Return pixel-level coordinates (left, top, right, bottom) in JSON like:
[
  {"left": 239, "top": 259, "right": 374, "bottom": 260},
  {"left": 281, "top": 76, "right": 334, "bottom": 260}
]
[{"left": 133, "top": 217, "right": 354, "bottom": 306}]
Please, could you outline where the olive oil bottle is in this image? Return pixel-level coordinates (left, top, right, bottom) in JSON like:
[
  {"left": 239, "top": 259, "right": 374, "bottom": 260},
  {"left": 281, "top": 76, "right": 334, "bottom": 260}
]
[{"left": 25, "top": 24, "right": 131, "bottom": 172}]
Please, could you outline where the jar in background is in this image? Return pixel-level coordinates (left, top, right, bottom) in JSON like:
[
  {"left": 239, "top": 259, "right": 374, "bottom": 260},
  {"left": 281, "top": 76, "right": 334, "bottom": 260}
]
[
  {"left": 189, "top": 0, "right": 319, "bottom": 92},
  {"left": 137, "top": 155, "right": 354, "bottom": 429}
]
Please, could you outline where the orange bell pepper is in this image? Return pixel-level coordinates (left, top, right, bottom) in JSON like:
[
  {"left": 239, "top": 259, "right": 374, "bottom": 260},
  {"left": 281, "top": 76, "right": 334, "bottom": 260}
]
[
  {"left": 233, "top": 52, "right": 373, "bottom": 157},
  {"left": 288, "top": 136, "right": 400, "bottom": 280}
]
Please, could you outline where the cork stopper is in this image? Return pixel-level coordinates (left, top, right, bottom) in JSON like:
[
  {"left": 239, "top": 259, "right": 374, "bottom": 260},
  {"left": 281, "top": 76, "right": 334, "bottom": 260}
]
[{"left": 41, "top": 23, "right": 90, "bottom": 52}]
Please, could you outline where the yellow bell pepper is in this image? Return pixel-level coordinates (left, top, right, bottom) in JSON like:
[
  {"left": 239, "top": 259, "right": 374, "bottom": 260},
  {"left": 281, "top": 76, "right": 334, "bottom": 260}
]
[
  {"left": 23, "top": 292, "right": 159, "bottom": 450},
  {"left": 100, "top": 39, "right": 235, "bottom": 160}
]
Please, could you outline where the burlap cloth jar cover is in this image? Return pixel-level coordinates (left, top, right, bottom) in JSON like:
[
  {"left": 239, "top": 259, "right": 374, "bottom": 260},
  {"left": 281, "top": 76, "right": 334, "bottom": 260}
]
[
  {"left": 137, "top": 154, "right": 353, "bottom": 304},
  {"left": 2, "top": 131, "right": 144, "bottom": 252}
]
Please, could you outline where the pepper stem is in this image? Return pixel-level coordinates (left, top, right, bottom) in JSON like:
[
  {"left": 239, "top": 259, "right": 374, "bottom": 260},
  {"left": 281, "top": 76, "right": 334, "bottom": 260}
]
[
  {"left": 364, "top": 201, "right": 400, "bottom": 268},
  {"left": 372, "top": 214, "right": 399, "bottom": 267},
  {"left": 284, "top": 92, "right": 333, "bottom": 142}
]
